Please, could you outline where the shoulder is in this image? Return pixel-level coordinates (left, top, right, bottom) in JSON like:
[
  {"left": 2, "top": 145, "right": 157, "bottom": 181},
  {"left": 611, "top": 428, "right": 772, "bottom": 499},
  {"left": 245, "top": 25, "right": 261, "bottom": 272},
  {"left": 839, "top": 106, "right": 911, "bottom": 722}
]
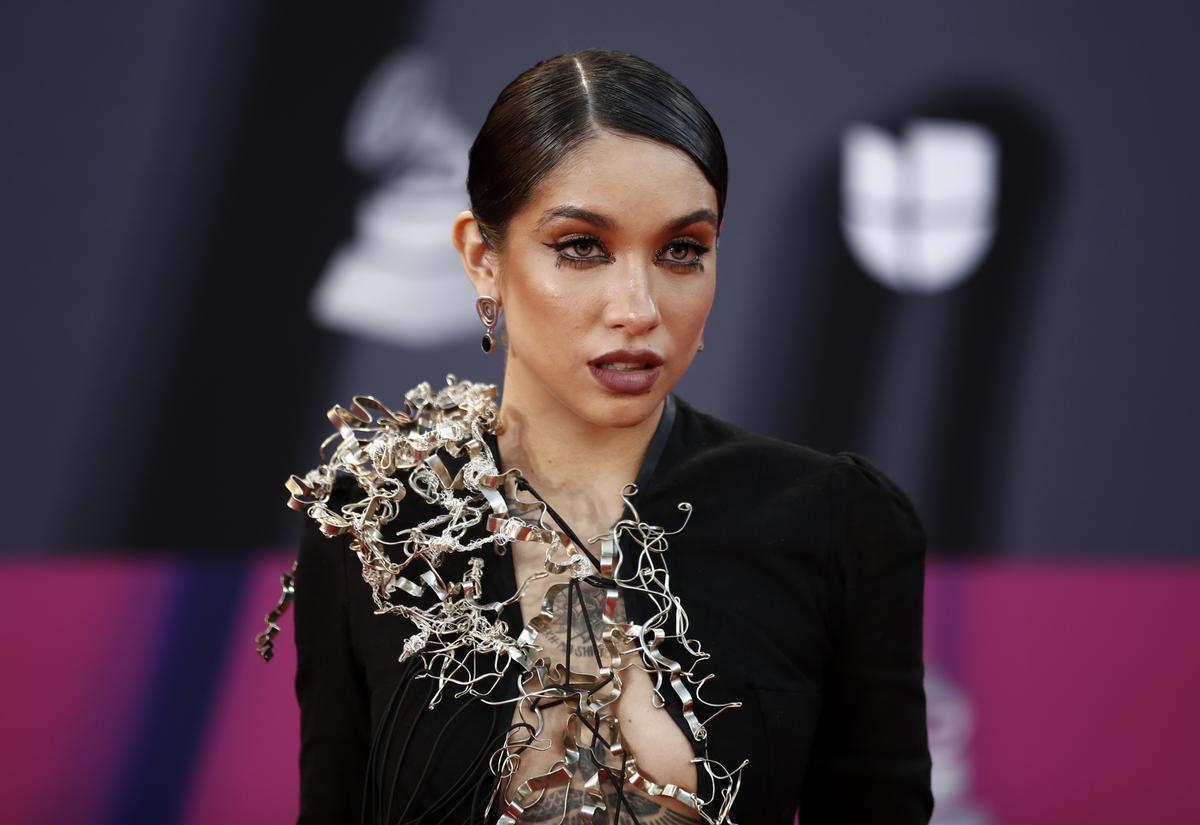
[
  {"left": 666, "top": 394, "right": 833, "bottom": 491},
  {"left": 287, "top": 376, "right": 498, "bottom": 513},
  {"left": 665, "top": 396, "right": 925, "bottom": 555},
  {"left": 649, "top": 397, "right": 830, "bottom": 548},
  {"left": 828, "top": 452, "right": 926, "bottom": 554}
]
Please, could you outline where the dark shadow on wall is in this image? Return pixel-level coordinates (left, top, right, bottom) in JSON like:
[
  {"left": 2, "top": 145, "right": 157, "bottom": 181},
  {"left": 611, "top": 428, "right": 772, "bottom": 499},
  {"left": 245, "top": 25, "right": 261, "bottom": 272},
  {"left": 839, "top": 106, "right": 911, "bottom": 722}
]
[
  {"left": 755, "top": 85, "right": 1065, "bottom": 555},
  {"left": 51, "top": 2, "right": 427, "bottom": 552}
]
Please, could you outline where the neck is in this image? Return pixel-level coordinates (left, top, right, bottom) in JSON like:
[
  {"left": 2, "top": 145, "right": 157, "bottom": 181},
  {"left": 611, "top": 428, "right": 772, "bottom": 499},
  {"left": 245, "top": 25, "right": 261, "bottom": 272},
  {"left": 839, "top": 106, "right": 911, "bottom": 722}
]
[{"left": 496, "top": 362, "right": 664, "bottom": 522}]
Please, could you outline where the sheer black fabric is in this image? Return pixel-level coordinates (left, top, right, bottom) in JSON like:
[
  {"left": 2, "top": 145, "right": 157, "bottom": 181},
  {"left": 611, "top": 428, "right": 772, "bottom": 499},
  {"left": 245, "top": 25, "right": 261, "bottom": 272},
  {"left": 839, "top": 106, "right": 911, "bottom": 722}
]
[{"left": 292, "top": 394, "right": 933, "bottom": 824}]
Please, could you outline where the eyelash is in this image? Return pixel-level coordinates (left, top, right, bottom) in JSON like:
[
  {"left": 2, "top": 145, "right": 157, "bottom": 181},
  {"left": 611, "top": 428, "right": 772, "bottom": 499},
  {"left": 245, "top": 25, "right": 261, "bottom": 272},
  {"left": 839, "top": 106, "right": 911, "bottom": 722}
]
[{"left": 547, "top": 236, "right": 711, "bottom": 272}]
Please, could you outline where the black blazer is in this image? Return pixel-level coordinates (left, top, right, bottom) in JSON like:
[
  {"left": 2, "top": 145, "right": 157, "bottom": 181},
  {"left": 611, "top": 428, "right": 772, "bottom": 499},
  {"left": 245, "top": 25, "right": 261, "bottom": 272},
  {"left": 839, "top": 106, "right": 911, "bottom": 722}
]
[{"left": 292, "top": 393, "right": 933, "bottom": 824}]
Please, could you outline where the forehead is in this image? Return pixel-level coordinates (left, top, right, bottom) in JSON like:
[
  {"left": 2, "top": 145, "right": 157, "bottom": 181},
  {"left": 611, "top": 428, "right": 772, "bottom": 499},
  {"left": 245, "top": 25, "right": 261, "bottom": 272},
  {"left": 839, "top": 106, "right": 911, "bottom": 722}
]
[{"left": 519, "top": 130, "right": 718, "bottom": 229}]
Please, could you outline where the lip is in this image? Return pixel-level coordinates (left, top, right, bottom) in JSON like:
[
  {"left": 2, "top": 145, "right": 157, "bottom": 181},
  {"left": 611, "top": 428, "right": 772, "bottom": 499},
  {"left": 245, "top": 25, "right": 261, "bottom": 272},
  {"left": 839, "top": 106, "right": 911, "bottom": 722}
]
[
  {"left": 589, "top": 349, "right": 665, "bottom": 369},
  {"left": 587, "top": 349, "right": 664, "bottom": 394}
]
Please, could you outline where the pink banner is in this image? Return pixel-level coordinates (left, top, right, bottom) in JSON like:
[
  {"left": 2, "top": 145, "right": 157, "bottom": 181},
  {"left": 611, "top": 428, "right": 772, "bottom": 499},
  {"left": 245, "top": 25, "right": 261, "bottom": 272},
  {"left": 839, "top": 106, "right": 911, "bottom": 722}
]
[{"left": 3, "top": 555, "right": 1197, "bottom": 823}]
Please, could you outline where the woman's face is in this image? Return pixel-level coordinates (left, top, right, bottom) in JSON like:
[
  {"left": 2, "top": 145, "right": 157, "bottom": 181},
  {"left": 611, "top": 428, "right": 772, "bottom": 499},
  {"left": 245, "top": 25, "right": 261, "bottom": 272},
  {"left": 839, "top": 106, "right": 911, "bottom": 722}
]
[{"left": 493, "top": 128, "right": 719, "bottom": 430}]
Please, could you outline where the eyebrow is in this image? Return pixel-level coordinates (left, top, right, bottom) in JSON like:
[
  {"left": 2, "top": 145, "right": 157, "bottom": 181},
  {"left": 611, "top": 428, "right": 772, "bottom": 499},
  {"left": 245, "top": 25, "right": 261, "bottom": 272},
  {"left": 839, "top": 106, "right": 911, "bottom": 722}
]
[{"left": 535, "top": 205, "right": 718, "bottom": 233}]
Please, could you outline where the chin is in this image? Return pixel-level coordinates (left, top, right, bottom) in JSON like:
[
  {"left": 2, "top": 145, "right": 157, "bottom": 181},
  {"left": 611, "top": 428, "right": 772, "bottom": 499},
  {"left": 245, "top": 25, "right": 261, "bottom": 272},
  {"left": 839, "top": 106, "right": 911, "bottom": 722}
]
[{"left": 578, "top": 388, "right": 667, "bottom": 429}]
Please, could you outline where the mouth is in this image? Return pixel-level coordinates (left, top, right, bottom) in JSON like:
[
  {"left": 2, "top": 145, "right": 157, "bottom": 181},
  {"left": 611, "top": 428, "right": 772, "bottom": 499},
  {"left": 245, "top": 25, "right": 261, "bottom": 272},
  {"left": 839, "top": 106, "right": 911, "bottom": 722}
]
[
  {"left": 594, "top": 362, "right": 656, "bottom": 371},
  {"left": 588, "top": 349, "right": 665, "bottom": 370},
  {"left": 587, "top": 349, "right": 664, "bottom": 394}
]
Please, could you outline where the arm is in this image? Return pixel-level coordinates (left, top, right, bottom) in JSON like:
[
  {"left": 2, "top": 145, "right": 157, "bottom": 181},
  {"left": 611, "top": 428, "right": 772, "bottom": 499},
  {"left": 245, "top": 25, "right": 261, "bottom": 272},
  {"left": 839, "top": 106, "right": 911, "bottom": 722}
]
[
  {"left": 294, "top": 498, "right": 371, "bottom": 824},
  {"left": 799, "top": 453, "right": 933, "bottom": 823}
]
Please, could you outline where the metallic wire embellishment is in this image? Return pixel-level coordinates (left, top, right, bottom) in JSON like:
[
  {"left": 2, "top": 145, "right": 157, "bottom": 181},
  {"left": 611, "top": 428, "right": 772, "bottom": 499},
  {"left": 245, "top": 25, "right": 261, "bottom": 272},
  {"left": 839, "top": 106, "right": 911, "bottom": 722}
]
[
  {"left": 255, "top": 561, "right": 297, "bottom": 662},
  {"left": 270, "top": 375, "right": 747, "bottom": 824}
]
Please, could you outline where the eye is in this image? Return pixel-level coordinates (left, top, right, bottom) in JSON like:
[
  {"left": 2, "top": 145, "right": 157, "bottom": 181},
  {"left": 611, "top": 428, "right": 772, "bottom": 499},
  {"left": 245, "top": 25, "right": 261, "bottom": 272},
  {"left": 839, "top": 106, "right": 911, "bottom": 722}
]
[
  {"left": 656, "top": 238, "right": 711, "bottom": 272},
  {"left": 546, "top": 235, "right": 614, "bottom": 269}
]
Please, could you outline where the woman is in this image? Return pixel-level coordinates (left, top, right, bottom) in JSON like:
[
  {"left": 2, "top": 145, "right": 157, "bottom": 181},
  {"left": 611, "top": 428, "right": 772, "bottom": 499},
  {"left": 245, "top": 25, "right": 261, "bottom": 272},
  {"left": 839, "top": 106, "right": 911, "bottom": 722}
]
[{"left": 283, "top": 48, "right": 933, "bottom": 824}]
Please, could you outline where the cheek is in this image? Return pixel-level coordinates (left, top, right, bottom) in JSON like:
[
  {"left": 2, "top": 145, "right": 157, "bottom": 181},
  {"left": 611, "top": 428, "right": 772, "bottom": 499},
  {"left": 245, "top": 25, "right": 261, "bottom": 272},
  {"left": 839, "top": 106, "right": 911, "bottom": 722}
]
[
  {"left": 661, "top": 279, "right": 715, "bottom": 334},
  {"left": 507, "top": 273, "right": 601, "bottom": 343}
]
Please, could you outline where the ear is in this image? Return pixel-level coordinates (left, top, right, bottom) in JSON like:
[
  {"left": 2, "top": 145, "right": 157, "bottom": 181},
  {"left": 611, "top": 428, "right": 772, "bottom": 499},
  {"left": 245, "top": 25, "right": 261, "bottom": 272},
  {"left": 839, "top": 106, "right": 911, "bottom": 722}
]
[{"left": 452, "top": 210, "right": 501, "bottom": 300}]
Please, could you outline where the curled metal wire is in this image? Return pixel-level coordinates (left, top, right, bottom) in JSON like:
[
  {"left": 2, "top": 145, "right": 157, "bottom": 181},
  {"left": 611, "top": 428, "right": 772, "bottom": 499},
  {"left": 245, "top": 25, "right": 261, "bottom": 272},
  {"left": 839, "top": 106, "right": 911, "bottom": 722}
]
[
  {"left": 271, "top": 375, "right": 747, "bottom": 823},
  {"left": 255, "top": 561, "right": 297, "bottom": 662}
]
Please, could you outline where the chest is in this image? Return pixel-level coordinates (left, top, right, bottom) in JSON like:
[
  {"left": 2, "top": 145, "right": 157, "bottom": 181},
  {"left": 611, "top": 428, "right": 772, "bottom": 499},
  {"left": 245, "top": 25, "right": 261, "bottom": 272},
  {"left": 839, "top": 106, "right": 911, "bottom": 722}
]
[
  {"left": 500, "top": 541, "right": 703, "bottom": 822},
  {"left": 351, "top": 502, "right": 832, "bottom": 824}
]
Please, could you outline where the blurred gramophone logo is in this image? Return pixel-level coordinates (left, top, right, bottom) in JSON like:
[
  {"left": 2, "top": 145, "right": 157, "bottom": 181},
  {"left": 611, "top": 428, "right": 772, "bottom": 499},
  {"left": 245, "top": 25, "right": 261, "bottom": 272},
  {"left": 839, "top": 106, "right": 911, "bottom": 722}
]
[
  {"left": 841, "top": 120, "right": 999, "bottom": 294},
  {"left": 310, "top": 50, "right": 478, "bottom": 347}
]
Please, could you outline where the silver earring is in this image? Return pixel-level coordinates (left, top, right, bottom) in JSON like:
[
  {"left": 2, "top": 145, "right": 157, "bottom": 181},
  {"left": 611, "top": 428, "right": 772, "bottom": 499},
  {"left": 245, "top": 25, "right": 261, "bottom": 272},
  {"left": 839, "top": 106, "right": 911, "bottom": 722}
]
[
  {"left": 476, "top": 296, "right": 499, "bottom": 354},
  {"left": 698, "top": 335, "right": 705, "bottom": 352}
]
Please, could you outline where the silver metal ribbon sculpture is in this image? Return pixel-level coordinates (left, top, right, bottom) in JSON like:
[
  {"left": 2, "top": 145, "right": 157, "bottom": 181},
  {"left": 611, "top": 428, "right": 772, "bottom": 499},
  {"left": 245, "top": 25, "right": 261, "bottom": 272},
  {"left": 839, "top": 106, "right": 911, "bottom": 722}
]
[{"left": 271, "top": 375, "right": 747, "bottom": 824}]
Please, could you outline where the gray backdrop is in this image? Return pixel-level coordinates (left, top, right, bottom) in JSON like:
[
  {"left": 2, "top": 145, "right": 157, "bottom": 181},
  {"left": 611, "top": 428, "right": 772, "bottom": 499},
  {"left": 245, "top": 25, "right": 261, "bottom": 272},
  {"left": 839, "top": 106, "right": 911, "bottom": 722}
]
[{"left": 2, "top": 1, "right": 1196, "bottom": 556}]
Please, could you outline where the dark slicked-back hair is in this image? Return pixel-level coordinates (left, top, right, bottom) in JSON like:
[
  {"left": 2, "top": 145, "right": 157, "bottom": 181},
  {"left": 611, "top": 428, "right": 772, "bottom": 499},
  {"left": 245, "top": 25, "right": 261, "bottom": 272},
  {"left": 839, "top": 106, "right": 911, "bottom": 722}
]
[{"left": 466, "top": 48, "right": 728, "bottom": 251}]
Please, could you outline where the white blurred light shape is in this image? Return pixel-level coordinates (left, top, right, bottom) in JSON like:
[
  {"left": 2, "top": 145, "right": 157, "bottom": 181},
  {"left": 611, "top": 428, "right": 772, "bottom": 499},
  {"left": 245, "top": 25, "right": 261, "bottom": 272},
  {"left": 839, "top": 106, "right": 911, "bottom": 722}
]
[
  {"left": 841, "top": 120, "right": 999, "bottom": 294},
  {"left": 310, "top": 50, "right": 477, "bottom": 347},
  {"left": 924, "top": 669, "right": 991, "bottom": 825}
]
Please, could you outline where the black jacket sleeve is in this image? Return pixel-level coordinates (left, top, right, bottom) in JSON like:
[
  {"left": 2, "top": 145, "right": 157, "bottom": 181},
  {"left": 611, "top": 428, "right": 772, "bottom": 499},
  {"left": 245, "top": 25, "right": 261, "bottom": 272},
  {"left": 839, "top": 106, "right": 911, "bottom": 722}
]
[
  {"left": 799, "top": 452, "right": 934, "bottom": 823},
  {"left": 293, "top": 499, "right": 371, "bottom": 824}
]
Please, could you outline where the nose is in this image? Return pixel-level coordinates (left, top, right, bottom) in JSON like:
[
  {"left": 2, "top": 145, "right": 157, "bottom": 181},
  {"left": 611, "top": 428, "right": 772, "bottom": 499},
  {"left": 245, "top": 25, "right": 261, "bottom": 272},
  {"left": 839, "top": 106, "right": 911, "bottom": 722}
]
[{"left": 603, "top": 260, "right": 660, "bottom": 336}]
